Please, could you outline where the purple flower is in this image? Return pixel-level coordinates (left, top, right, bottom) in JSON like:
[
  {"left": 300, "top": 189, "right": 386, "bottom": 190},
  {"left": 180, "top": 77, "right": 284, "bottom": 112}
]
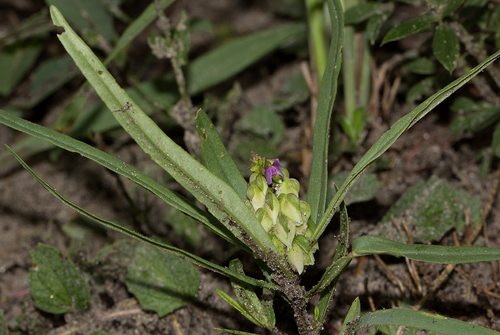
[{"left": 265, "top": 159, "right": 284, "bottom": 185}]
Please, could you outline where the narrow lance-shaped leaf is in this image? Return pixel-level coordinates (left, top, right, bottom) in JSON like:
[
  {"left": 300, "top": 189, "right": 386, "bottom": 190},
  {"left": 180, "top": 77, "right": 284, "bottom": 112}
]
[
  {"left": 186, "top": 23, "right": 306, "bottom": 95},
  {"left": 312, "top": 48, "right": 500, "bottom": 243},
  {"left": 308, "top": 0, "right": 344, "bottom": 224},
  {"left": 216, "top": 289, "right": 263, "bottom": 327},
  {"left": 356, "top": 309, "right": 499, "bottom": 335},
  {"left": 5, "top": 145, "right": 278, "bottom": 290},
  {"left": 49, "top": 6, "right": 283, "bottom": 269},
  {"left": 339, "top": 297, "right": 361, "bottom": 335},
  {"left": 309, "top": 200, "right": 352, "bottom": 331},
  {"left": 352, "top": 235, "right": 500, "bottom": 264},
  {"left": 228, "top": 259, "right": 274, "bottom": 329},
  {"left": 0, "top": 110, "right": 247, "bottom": 251},
  {"left": 381, "top": 16, "right": 434, "bottom": 45}
]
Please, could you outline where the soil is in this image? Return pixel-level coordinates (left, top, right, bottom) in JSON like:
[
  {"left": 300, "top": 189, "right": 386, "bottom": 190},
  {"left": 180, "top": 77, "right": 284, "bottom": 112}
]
[{"left": 1, "top": 1, "right": 500, "bottom": 334}]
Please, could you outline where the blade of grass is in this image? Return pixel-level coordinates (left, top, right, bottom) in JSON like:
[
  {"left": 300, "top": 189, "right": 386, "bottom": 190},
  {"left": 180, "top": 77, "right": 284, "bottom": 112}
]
[
  {"left": 352, "top": 235, "right": 500, "bottom": 264},
  {"left": 4, "top": 145, "right": 277, "bottom": 290},
  {"left": 186, "top": 22, "right": 306, "bottom": 95},
  {"left": 356, "top": 309, "right": 499, "bottom": 335},
  {"left": 195, "top": 109, "right": 247, "bottom": 201},
  {"left": 0, "top": 109, "right": 247, "bottom": 250},
  {"left": 50, "top": 6, "right": 283, "bottom": 270},
  {"left": 312, "top": 48, "right": 500, "bottom": 243},
  {"left": 308, "top": 0, "right": 344, "bottom": 224}
]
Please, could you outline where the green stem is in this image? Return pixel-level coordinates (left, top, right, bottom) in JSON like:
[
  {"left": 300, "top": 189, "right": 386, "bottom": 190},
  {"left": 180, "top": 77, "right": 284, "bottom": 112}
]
[{"left": 306, "top": 0, "right": 328, "bottom": 84}]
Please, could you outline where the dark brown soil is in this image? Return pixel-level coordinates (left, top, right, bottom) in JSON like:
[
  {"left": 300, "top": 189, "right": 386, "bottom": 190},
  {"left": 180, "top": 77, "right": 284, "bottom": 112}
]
[{"left": 1, "top": 1, "right": 500, "bottom": 334}]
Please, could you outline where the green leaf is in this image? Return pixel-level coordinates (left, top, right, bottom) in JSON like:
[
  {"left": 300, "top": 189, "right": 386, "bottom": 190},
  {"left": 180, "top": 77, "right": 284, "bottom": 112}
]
[
  {"left": 0, "top": 38, "right": 44, "bottom": 96},
  {"left": 308, "top": 0, "right": 344, "bottom": 224},
  {"left": 468, "top": 107, "right": 500, "bottom": 132},
  {"left": 377, "top": 175, "right": 481, "bottom": 243},
  {"left": 89, "top": 240, "right": 136, "bottom": 276},
  {"left": 344, "top": 2, "right": 385, "bottom": 25},
  {"left": 0, "top": 10, "right": 53, "bottom": 45},
  {"left": 228, "top": 259, "right": 273, "bottom": 328},
  {"left": 339, "top": 297, "right": 361, "bottom": 335},
  {"left": 186, "top": 22, "right": 306, "bottom": 95},
  {"left": 125, "top": 242, "right": 199, "bottom": 317},
  {"left": 450, "top": 96, "right": 478, "bottom": 113},
  {"left": 403, "top": 58, "right": 437, "bottom": 75},
  {"left": 237, "top": 105, "right": 285, "bottom": 145},
  {"left": 314, "top": 282, "right": 337, "bottom": 332},
  {"left": 4, "top": 145, "right": 277, "bottom": 290},
  {"left": 356, "top": 309, "right": 499, "bottom": 335},
  {"left": 313, "top": 48, "right": 500, "bottom": 244},
  {"left": 28, "top": 244, "right": 91, "bottom": 314},
  {"left": 195, "top": 109, "right": 248, "bottom": 201},
  {"left": 406, "top": 77, "right": 436, "bottom": 105},
  {"left": 352, "top": 235, "right": 500, "bottom": 263},
  {"left": 49, "top": 6, "right": 281, "bottom": 266},
  {"left": 381, "top": 16, "right": 435, "bottom": 45},
  {"left": 104, "top": 0, "right": 176, "bottom": 64},
  {"left": 433, "top": 23, "right": 460, "bottom": 72},
  {"left": 0, "top": 111, "right": 242, "bottom": 250},
  {"left": 366, "top": 5, "right": 394, "bottom": 45},
  {"left": 216, "top": 289, "right": 263, "bottom": 327},
  {"left": 44, "top": 0, "right": 114, "bottom": 42},
  {"left": 13, "top": 55, "right": 79, "bottom": 109}
]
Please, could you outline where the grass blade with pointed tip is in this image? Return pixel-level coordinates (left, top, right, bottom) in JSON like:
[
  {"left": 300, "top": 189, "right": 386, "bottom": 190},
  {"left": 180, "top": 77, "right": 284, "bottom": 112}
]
[
  {"left": 186, "top": 23, "right": 306, "bottom": 95},
  {"left": 0, "top": 109, "right": 247, "bottom": 250},
  {"left": 356, "top": 309, "right": 499, "bottom": 335},
  {"left": 312, "top": 48, "right": 500, "bottom": 243},
  {"left": 352, "top": 235, "right": 500, "bottom": 264},
  {"left": 49, "top": 6, "right": 281, "bottom": 265},
  {"left": 5, "top": 145, "right": 277, "bottom": 290},
  {"left": 195, "top": 109, "right": 247, "bottom": 201},
  {"left": 308, "top": 0, "right": 344, "bottom": 225}
]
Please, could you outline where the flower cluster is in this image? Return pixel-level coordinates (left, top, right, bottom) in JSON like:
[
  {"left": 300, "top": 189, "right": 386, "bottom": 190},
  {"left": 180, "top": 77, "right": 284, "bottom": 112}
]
[{"left": 246, "top": 152, "right": 318, "bottom": 274}]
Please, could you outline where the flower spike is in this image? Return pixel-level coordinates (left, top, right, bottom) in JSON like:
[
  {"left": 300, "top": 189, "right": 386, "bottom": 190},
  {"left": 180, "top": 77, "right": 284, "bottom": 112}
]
[{"left": 246, "top": 153, "right": 317, "bottom": 273}]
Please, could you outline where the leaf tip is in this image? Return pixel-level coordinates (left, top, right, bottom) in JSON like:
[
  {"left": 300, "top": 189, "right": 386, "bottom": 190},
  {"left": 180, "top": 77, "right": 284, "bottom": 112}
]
[{"left": 49, "top": 5, "right": 66, "bottom": 31}]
